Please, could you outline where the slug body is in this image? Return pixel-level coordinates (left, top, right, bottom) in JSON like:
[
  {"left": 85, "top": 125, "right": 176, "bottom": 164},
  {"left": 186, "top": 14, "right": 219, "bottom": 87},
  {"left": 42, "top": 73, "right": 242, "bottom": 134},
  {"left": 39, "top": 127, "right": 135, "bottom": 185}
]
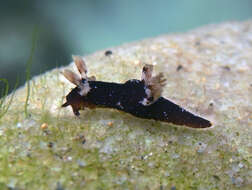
[{"left": 62, "top": 56, "right": 212, "bottom": 128}]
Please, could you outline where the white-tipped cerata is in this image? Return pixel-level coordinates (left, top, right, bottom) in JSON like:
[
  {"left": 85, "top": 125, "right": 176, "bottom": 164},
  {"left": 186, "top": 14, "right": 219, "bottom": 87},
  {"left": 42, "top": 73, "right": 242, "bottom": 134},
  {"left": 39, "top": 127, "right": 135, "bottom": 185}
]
[
  {"left": 62, "top": 69, "right": 81, "bottom": 86},
  {"left": 72, "top": 55, "right": 88, "bottom": 79}
]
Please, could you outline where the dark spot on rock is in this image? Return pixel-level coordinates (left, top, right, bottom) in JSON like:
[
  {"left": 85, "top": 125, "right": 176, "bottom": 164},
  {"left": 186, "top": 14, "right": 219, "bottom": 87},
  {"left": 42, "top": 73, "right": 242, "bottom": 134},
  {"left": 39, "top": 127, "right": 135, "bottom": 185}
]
[
  {"left": 27, "top": 152, "right": 32, "bottom": 158},
  {"left": 160, "top": 185, "right": 164, "bottom": 190},
  {"left": 176, "top": 65, "right": 183, "bottom": 71},
  {"left": 105, "top": 50, "right": 112, "bottom": 56},
  {"left": 82, "top": 139, "right": 86, "bottom": 144},
  {"left": 74, "top": 134, "right": 86, "bottom": 144},
  {"left": 195, "top": 41, "right": 201, "bottom": 46},
  {"left": 55, "top": 153, "right": 63, "bottom": 160},
  {"left": 213, "top": 175, "right": 220, "bottom": 181},
  {"left": 222, "top": 66, "right": 231, "bottom": 71},
  {"left": 146, "top": 129, "right": 152, "bottom": 133},
  {"left": 48, "top": 142, "right": 54, "bottom": 148},
  {"left": 56, "top": 182, "right": 64, "bottom": 190},
  {"left": 171, "top": 186, "right": 176, "bottom": 190},
  {"left": 139, "top": 169, "right": 144, "bottom": 173},
  {"left": 43, "top": 129, "right": 51, "bottom": 135},
  {"left": 209, "top": 102, "right": 214, "bottom": 107}
]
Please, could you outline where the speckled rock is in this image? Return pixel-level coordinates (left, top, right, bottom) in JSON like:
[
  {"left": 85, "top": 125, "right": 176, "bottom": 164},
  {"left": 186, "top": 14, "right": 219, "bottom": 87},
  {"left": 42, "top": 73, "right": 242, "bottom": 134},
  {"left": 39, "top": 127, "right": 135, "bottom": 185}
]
[{"left": 0, "top": 20, "right": 252, "bottom": 189}]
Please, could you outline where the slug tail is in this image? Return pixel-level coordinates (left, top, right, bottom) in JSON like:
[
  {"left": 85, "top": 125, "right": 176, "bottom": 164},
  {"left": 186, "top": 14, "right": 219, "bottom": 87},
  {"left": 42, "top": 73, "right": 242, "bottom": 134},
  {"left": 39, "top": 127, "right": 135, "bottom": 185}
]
[
  {"left": 178, "top": 113, "right": 212, "bottom": 128},
  {"left": 143, "top": 97, "right": 212, "bottom": 128}
]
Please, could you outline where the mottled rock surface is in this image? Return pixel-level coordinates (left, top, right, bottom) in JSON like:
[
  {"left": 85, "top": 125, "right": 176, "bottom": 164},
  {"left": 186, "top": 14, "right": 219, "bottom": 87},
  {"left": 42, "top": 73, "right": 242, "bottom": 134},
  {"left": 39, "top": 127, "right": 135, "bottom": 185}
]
[{"left": 1, "top": 20, "right": 252, "bottom": 189}]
